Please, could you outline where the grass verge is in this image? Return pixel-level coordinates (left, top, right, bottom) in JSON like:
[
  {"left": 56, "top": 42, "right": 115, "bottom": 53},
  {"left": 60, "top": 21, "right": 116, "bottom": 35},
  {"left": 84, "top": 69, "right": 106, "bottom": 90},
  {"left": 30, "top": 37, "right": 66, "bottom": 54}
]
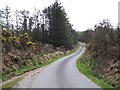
[
  {"left": 76, "top": 54, "right": 120, "bottom": 90},
  {"left": 1, "top": 77, "right": 23, "bottom": 90}
]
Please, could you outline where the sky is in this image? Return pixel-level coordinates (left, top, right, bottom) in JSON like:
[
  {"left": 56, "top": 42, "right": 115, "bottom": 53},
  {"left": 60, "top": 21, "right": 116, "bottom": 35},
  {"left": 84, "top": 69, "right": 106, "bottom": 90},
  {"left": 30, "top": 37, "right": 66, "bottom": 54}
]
[{"left": 0, "top": 0, "right": 119, "bottom": 31}]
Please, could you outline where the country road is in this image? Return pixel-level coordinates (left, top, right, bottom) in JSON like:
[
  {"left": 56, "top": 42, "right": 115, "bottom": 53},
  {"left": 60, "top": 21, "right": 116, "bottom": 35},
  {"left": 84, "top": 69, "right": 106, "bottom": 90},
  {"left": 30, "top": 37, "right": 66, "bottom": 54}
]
[{"left": 30, "top": 43, "right": 100, "bottom": 88}]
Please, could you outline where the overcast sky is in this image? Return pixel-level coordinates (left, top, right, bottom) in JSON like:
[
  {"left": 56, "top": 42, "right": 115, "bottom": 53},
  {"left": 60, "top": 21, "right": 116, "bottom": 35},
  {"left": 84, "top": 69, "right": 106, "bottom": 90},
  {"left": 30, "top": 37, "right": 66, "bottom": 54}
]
[{"left": 0, "top": 0, "right": 119, "bottom": 31}]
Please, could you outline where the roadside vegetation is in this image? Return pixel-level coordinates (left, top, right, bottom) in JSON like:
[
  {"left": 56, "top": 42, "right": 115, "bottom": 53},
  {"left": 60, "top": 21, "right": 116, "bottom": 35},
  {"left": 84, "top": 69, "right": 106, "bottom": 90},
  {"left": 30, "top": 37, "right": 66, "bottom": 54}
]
[
  {"left": 77, "top": 20, "right": 120, "bottom": 89},
  {"left": 77, "top": 55, "right": 114, "bottom": 90},
  {"left": 2, "top": 77, "right": 23, "bottom": 89},
  {"left": 1, "top": 43, "right": 79, "bottom": 89}
]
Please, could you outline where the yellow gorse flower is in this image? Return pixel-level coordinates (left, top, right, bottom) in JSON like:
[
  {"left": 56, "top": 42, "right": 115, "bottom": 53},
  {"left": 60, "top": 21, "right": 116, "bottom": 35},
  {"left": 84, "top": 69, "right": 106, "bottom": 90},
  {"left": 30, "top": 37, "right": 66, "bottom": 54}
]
[
  {"left": 1, "top": 36, "right": 6, "bottom": 41},
  {"left": 23, "top": 33, "right": 29, "bottom": 36},
  {"left": 16, "top": 37, "right": 20, "bottom": 43},
  {"left": 26, "top": 41, "right": 33, "bottom": 45}
]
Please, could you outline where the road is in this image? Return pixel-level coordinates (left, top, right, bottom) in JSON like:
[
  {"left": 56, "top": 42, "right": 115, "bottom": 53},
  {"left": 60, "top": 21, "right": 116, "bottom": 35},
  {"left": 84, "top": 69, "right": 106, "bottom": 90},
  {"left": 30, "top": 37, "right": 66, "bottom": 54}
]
[{"left": 30, "top": 43, "right": 100, "bottom": 88}]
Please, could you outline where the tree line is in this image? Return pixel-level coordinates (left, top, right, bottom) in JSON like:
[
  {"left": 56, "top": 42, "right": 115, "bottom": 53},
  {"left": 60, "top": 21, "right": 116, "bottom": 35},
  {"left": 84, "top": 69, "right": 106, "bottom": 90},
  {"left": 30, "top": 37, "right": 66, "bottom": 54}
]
[
  {"left": 0, "top": 2, "right": 79, "bottom": 50},
  {"left": 79, "top": 20, "right": 120, "bottom": 47}
]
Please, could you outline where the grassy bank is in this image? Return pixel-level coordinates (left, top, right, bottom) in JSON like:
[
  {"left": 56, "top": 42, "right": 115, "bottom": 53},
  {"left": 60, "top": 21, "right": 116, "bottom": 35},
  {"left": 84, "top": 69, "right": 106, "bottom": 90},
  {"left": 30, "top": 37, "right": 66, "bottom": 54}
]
[
  {"left": 1, "top": 43, "right": 80, "bottom": 89},
  {"left": 2, "top": 43, "right": 80, "bottom": 81},
  {"left": 2, "top": 77, "right": 23, "bottom": 90},
  {"left": 76, "top": 54, "right": 119, "bottom": 90}
]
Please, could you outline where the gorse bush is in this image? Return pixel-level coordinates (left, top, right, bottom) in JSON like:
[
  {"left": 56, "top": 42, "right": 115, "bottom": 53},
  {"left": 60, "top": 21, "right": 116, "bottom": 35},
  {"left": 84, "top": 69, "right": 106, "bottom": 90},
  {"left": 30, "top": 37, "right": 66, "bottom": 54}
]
[
  {"left": 19, "top": 32, "right": 36, "bottom": 49},
  {"left": 1, "top": 28, "right": 36, "bottom": 52}
]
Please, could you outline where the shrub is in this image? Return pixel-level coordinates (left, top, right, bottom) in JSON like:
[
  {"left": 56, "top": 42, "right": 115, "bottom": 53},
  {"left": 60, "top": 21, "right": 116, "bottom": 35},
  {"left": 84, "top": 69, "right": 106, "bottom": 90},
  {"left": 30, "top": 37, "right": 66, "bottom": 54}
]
[{"left": 1, "top": 29, "right": 36, "bottom": 51}]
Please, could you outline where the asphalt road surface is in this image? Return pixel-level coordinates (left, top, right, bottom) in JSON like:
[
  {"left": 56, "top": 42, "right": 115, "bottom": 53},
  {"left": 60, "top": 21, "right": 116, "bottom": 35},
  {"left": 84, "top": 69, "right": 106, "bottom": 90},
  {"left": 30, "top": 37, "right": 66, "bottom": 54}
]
[{"left": 30, "top": 43, "right": 100, "bottom": 88}]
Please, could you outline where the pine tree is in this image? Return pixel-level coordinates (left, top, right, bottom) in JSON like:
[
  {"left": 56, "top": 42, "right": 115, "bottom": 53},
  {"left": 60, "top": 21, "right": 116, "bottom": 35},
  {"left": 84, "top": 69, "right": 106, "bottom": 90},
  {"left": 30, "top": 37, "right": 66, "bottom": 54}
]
[{"left": 47, "top": 2, "right": 73, "bottom": 49}]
